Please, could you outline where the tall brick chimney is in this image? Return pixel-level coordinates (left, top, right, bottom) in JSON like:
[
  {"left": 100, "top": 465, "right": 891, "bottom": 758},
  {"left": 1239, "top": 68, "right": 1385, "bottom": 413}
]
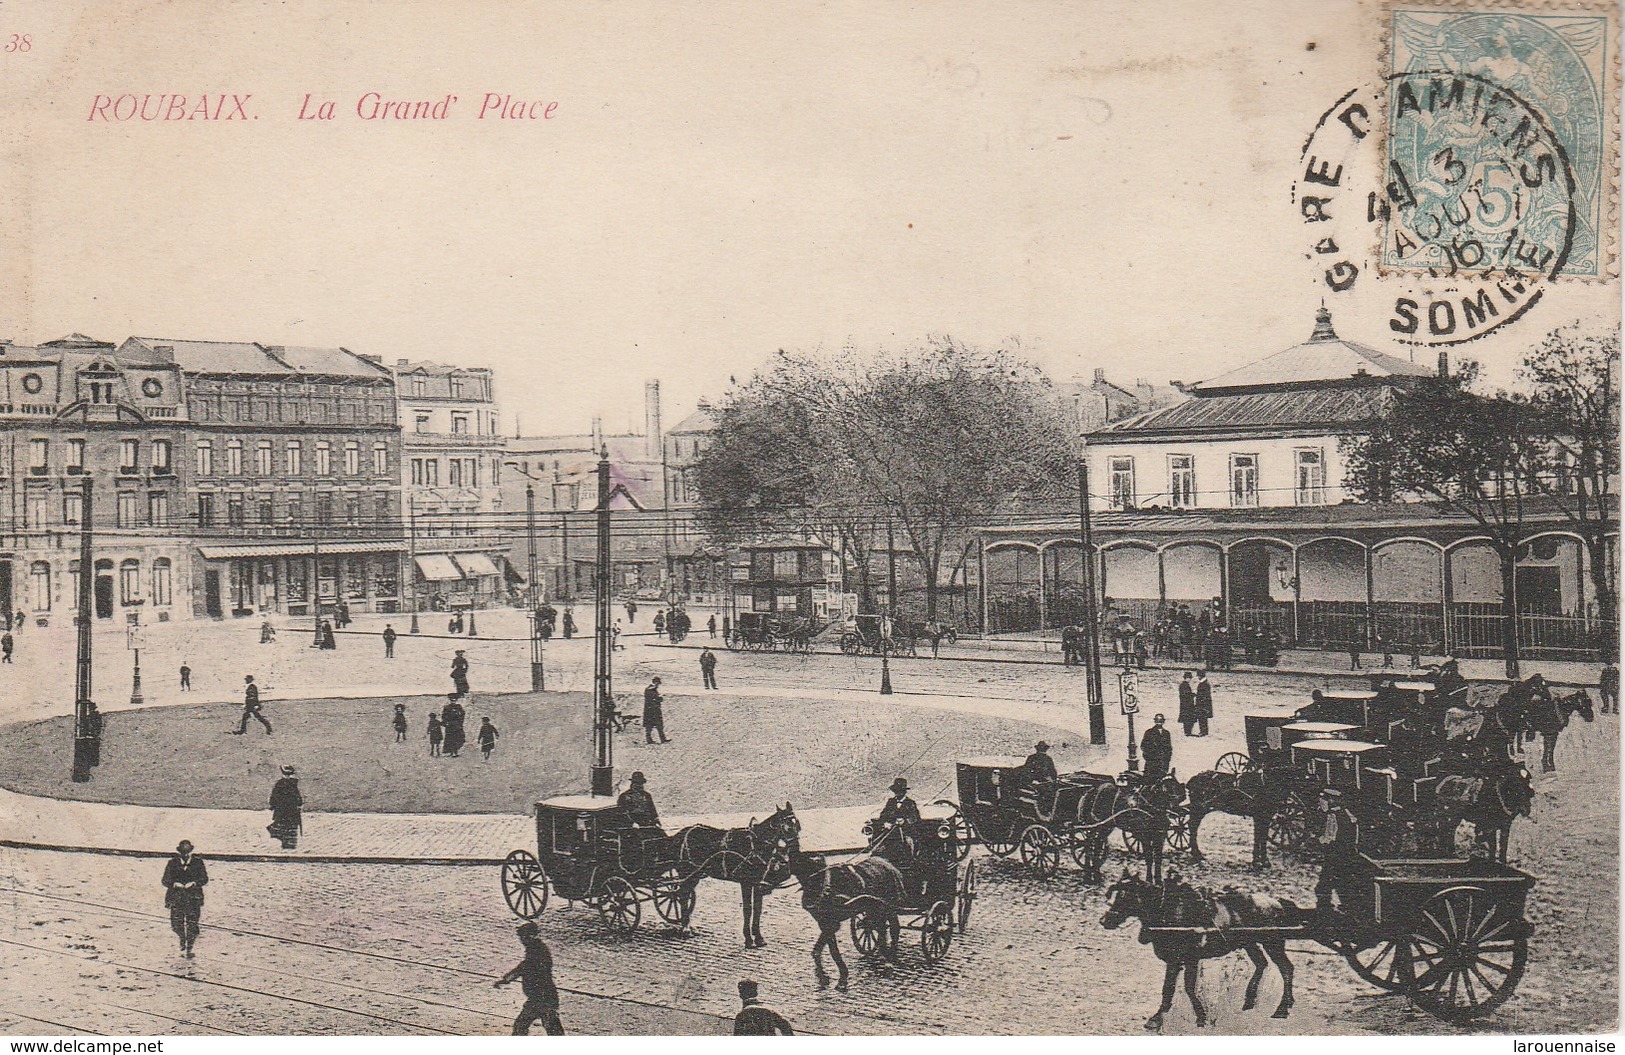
[{"left": 645, "top": 379, "right": 662, "bottom": 459}]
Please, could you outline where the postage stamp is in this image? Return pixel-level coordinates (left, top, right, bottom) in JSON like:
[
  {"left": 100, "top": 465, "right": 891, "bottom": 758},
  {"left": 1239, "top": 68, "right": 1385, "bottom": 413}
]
[{"left": 1386, "top": 4, "right": 1618, "bottom": 280}]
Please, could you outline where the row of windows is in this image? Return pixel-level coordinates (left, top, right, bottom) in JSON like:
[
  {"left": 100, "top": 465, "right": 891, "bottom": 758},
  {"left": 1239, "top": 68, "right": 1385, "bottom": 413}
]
[
  {"left": 409, "top": 456, "right": 495, "bottom": 488},
  {"left": 410, "top": 409, "right": 493, "bottom": 434},
  {"left": 23, "top": 491, "right": 171, "bottom": 529},
  {"left": 188, "top": 395, "right": 393, "bottom": 425},
  {"left": 26, "top": 437, "right": 173, "bottom": 475},
  {"left": 25, "top": 557, "right": 173, "bottom": 611},
  {"left": 1104, "top": 450, "right": 1326, "bottom": 510},
  {"left": 406, "top": 376, "right": 490, "bottom": 400},
  {"left": 196, "top": 440, "right": 390, "bottom": 477},
  {"left": 195, "top": 492, "right": 393, "bottom": 528}
]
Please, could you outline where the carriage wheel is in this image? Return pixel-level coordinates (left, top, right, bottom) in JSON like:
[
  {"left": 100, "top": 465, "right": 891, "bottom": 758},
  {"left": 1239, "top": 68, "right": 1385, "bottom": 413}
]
[
  {"left": 956, "top": 859, "right": 977, "bottom": 933},
  {"left": 1215, "top": 752, "right": 1251, "bottom": 775},
  {"left": 921, "top": 901, "right": 954, "bottom": 964},
  {"left": 597, "top": 877, "right": 642, "bottom": 935},
  {"left": 1343, "top": 935, "right": 1420, "bottom": 993},
  {"left": 1068, "top": 829, "right": 1094, "bottom": 868},
  {"left": 651, "top": 866, "right": 696, "bottom": 927},
  {"left": 933, "top": 801, "right": 972, "bottom": 862},
  {"left": 1118, "top": 826, "right": 1143, "bottom": 855},
  {"left": 1165, "top": 807, "right": 1193, "bottom": 852},
  {"left": 839, "top": 633, "right": 860, "bottom": 655},
  {"left": 726, "top": 635, "right": 742, "bottom": 652},
  {"left": 1406, "top": 885, "right": 1529, "bottom": 1022},
  {"left": 1018, "top": 825, "right": 1061, "bottom": 879},
  {"left": 1267, "top": 791, "right": 1314, "bottom": 851},
  {"left": 849, "top": 910, "right": 894, "bottom": 960},
  {"left": 501, "top": 850, "right": 549, "bottom": 919}
]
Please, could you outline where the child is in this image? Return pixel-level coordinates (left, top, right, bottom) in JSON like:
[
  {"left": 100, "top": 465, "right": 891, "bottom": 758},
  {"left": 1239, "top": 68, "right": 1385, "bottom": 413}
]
[
  {"left": 478, "top": 717, "right": 500, "bottom": 762},
  {"left": 393, "top": 703, "right": 408, "bottom": 743},
  {"left": 427, "top": 712, "right": 444, "bottom": 757}
]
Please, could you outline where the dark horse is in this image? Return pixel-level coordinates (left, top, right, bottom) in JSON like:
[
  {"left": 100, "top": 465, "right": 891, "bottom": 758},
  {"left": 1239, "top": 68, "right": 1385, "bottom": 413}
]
[
  {"left": 1427, "top": 760, "right": 1535, "bottom": 862},
  {"left": 789, "top": 848, "right": 906, "bottom": 991},
  {"left": 670, "top": 803, "right": 800, "bottom": 947},
  {"left": 1492, "top": 673, "right": 1553, "bottom": 747},
  {"left": 1183, "top": 767, "right": 1281, "bottom": 869},
  {"left": 1075, "top": 774, "right": 1184, "bottom": 884},
  {"left": 1100, "top": 871, "right": 1299, "bottom": 1030},
  {"left": 1525, "top": 689, "right": 1595, "bottom": 772}
]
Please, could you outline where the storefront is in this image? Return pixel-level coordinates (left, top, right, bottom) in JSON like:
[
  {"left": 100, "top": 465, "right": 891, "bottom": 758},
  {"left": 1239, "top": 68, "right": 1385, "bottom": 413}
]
[
  {"left": 412, "top": 551, "right": 507, "bottom": 610},
  {"left": 194, "top": 541, "right": 405, "bottom": 618}
]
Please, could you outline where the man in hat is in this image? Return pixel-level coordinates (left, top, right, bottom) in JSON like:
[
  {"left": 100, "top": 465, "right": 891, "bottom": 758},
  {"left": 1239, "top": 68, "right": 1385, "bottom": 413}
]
[
  {"left": 231, "top": 675, "right": 272, "bottom": 735},
  {"left": 878, "top": 777, "right": 920, "bottom": 827},
  {"left": 1140, "top": 714, "right": 1173, "bottom": 781},
  {"left": 1023, "top": 740, "right": 1058, "bottom": 785},
  {"left": 268, "top": 766, "right": 302, "bottom": 849},
  {"left": 618, "top": 772, "right": 660, "bottom": 828},
  {"left": 1177, "top": 671, "right": 1197, "bottom": 736},
  {"left": 643, "top": 676, "right": 668, "bottom": 744},
  {"left": 495, "top": 921, "right": 564, "bottom": 1035},
  {"left": 450, "top": 650, "right": 471, "bottom": 697},
  {"left": 1194, "top": 671, "right": 1213, "bottom": 737},
  {"left": 699, "top": 647, "right": 719, "bottom": 690},
  {"left": 382, "top": 623, "right": 397, "bottom": 659},
  {"left": 733, "top": 979, "right": 793, "bottom": 1035},
  {"left": 161, "top": 839, "right": 208, "bottom": 957}
]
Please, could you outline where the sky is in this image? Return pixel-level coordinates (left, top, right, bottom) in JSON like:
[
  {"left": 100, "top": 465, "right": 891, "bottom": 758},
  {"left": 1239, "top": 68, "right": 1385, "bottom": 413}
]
[{"left": 0, "top": 0, "right": 1616, "bottom": 435}]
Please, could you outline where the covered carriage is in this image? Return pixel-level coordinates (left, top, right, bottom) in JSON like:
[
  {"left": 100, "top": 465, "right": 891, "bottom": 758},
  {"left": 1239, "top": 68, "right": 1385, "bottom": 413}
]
[{"left": 846, "top": 803, "right": 977, "bottom": 964}]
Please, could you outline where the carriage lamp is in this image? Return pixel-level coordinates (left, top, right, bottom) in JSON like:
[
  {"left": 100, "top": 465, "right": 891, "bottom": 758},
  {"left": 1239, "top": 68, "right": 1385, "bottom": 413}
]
[{"left": 937, "top": 824, "right": 952, "bottom": 840}]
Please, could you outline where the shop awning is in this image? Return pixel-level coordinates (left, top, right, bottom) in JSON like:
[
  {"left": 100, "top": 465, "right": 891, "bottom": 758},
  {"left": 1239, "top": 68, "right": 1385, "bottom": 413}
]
[
  {"left": 414, "top": 555, "right": 463, "bottom": 581},
  {"left": 454, "top": 553, "right": 501, "bottom": 578},
  {"left": 199, "top": 541, "right": 405, "bottom": 560}
]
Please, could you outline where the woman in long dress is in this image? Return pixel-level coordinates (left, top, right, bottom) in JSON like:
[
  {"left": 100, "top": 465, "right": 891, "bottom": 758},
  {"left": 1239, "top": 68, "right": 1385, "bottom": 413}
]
[{"left": 268, "top": 766, "right": 303, "bottom": 849}]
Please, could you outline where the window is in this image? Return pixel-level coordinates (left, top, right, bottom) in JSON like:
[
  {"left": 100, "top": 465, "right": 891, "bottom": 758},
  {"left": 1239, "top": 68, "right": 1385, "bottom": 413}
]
[
  {"left": 25, "top": 493, "right": 48, "bottom": 529},
  {"left": 67, "top": 439, "right": 86, "bottom": 474},
  {"left": 491, "top": 459, "right": 500, "bottom": 487},
  {"left": 117, "top": 492, "right": 139, "bottom": 528},
  {"left": 1230, "top": 454, "right": 1259, "bottom": 508},
  {"left": 255, "top": 442, "right": 272, "bottom": 476},
  {"left": 1295, "top": 448, "right": 1326, "bottom": 506},
  {"left": 411, "top": 457, "right": 439, "bottom": 486},
  {"left": 286, "top": 441, "right": 302, "bottom": 475},
  {"left": 228, "top": 399, "right": 245, "bottom": 422},
  {"left": 451, "top": 412, "right": 469, "bottom": 435},
  {"left": 286, "top": 496, "right": 302, "bottom": 525},
  {"left": 151, "top": 558, "right": 172, "bottom": 607},
  {"left": 148, "top": 492, "right": 169, "bottom": 526},
  {"left": 1168, "top": 455, "right": 1196, "bottom": 508},
  {"left": 118, "top": 439, "right": 139, "bottom": 474},
  {"left": 197, "top": 493, "right": 215, "bottom": 528},
  {"left": 226, "top": 441, "right": 243, "bottom": 475},
  {"left": 375, "top": 494, "right": 390, "bottom": 521},
  {"left": 316, "top": 494, "right": 333, "bottom": 524},
  {"left": 315, "top": 442, "right": 332, "bottom": 475},
  {"left": 119, "top": 559, "right": 141, "bottom": 605},
  {"left": 344, "top": 442, "right": 359, "bottom": 475},
  {"left": 448, "top": 458, "right": 463, "bottom": 487},
  {"left": 373, "top": 443, "right": 388, "bottom": 474},
  {"left": 415, "top": 413, "right": 430, "bottom": 434},
  {"left": 29, "top": 438, "right": 48, "bottom": 475},
  {"left": 1107, "top": 456, "right": 1136, "bottom": 510},
  {"left": 196, "top": 441, "right": 214, "bottom": 475},
  {"left": 450, "top": 377, "right": 465, "bottom": 398},
  {"left": 29, "top": 561, "right": 50, "bottom": 612},
  {"left": 374, "top": 556, "right": 399, "bottom": 597},
  {"left": 63, "top": 492, "right": 83, "bottom": 525},
  {"left": 345, "top": 557, "right": 366, "bottom": 598},
  {"left": 258, "top": 498, "right": 274, "bottom": 524},
  {"left": 152, "top": 440, "right": 172, "bottom": 474},
  {"left": 226, "top": 494, "right": 245, "bottom": 527},
  {"left": 412, "top": 378, "right": 426, "bottom": 396},
  {"left": 345, "top": 493, "right": 361, "bottom": 522}
]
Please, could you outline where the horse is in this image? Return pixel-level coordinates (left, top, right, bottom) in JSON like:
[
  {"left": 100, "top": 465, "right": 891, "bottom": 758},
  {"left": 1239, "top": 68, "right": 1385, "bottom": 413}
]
[
  {"left": 1525, "top": 688, "right": 1595, "bottom": 772},
  {"left": 1100, "top": 871, "right": 1299, "bottom": 1029},
  {"left": 1183, "top": 767, "right": 1280, "bottom": 869},
  {"left": 1074, "top": 774, "right": 1184, "bottom": 884},
  {"left": 1492, "top": 673, "right": 1554, "bottom": 746},
  {"left": 789, "top": 849, "right": 906, "bottom": 991},
  {"left": 669, "top": 803, "right": 800, "bottom": 947},
  {"left": 1427, "top": 760, "right": 1535, "bottom": 862}
]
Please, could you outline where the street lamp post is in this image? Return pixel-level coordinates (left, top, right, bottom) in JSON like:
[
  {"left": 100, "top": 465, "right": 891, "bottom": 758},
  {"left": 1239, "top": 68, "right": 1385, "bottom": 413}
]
[
  {"left": 881, "top": 517, "right": 896, "bottom": 695},
  {"left": 590, "top": 448, "right": 614, "bottom": 797},
  {"left": 1078, "top": 458, "right": 1106, "bottom": 745},
  {"left": 525, "top": 483, "right": 539, "bottom": 606},
  {"left": 71, "top": 474, "right": 98, "bottom": 782},
  {"left": 127, "top": 603, "right": 145, "bottom": 708},
  {"left": 407, "top": 494, "right": 420, "bottom": 633}
]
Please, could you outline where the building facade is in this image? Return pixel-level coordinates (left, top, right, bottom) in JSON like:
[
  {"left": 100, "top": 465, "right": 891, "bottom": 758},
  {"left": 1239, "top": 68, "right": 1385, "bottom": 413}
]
[{"left": 662, "top": 401, "right": 726, "bottom": 603}]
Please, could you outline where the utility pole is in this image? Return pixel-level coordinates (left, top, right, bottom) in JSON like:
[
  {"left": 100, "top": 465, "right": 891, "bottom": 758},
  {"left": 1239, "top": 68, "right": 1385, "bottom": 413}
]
[
  {"left": 1078, "top": 458, "right": 1106, "bottom": 746},
  {"left": 407, "top": 495, "right": 420, "bottom": 634},
  {"left": 561, "top": 510, "right": 572, "bottom": 603},
  {"left": 881, "top": 517, "right": 896, "bottom": 695},
  {"left": 127, "top": 605, "right": 145, "bottom": 707},
  {"left": 525, "top": 484, "right": 539, "bottom": 606},
  {"left": 71, "top": 474, "right": 98, "bottom": 783},
  {"left": 590, "top": 449, "right": 614, "bottom": 797}
]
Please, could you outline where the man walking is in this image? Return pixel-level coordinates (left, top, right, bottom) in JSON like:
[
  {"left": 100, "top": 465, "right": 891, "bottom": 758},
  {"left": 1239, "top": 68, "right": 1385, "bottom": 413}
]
[
  {"left": 708, "top": 614, "right": 717, "bottom": 639},
  {"left": 1194, "top": 671, "right": 1213, "bottom": 737},
  {"left": 733, "top": 979, "right": 793, "bottom": 1035},
  {"left": 267, "top": 766, "right": 302, "bottom": 849},
  {"left": 382, "top": 624, "right": 397, "bottom": 659},
  {"left": 699, "top": 647, "right": 718, "bottom": 690},
  {"left": 625, "top": 599, "right": 637, "bottom": 624},
  {"left": 450, "top": 650, "right": 471, "bottom": 697},
  {"left": 161, "top": 839, "right": 208, "bottom": 958},
  {"left": 1141, "top": 714, "right": 1173, "bottom": 781},
  {"left": 2, "top": 631, "right": 13, "bottom": 663},
  {"left": 1177, "top": 672, "right": 1197, "bottom": 736},
  {"left": 231, "top": 676, "right": 272, "bottom": 735},
  {"left": 495, "top": 922, "right": 564, "bottom": 1035},
  {"left": 179, "top": 662, "right": 192, "bottom": 691},
  {"left": 643, "top": 676, "right": 669, "bottom": 744},
  {"left": 478, "top": 717, "right": 500, "bottom": 761}
]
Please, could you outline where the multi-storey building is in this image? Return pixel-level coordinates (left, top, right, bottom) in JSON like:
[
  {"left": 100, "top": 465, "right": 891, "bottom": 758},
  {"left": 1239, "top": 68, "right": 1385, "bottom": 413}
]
[
  {"left": 661, "top": 401, "right": 726, "bottom": 603},
  {"left": 391, "top": 359, "right": 509, "bottom": 610},
  {"left": 0, "top": 334, "right": 192, "bottom": 625},
  {"left": 116, "top": 337, "right": 404, "bottom": 619}
]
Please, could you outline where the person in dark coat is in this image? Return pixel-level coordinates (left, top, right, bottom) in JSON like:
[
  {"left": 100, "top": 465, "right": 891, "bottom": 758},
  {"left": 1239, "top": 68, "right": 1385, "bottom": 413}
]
[
  {"left": 643, "top": 677, "right": 668, "bottom": 743},
  {"left": 2, "top": 631, "right": 13, "bottom": 663},
  {"left": 654, "top": 611, "right": 666, "bottom": 637},
  {"left": 477, "top": 717, "right": 500, "bottom": 761},
  {"left": 231, "top": 676, "right": 272, "bottom": 735},
  {"left": 562, "top": 609, "right": 576, "bottom": 639},
  {"left": 1194, "top": 672, "right": 1213, "bottom": 737},
  {"left": 699, "top": 648, "right": 718, "bottom": 690},
  {"left": 427, "top": 712, "right": 444, "bottom": 756},
  {"left": 1141, "top": 714, "right": 1173, "bottom": 781},
  {"left": 1315, "top": 789, "right": 1374, "bottom": 918},
  {"left": 1023, "top": 740, "right": 1058, "bottom": 784},
  {"left": 1600, "top": 662, "right": 1618, "bottom": 715},
  {"left": 878, "top": 777, "right": 921, "bottom": 826},
  {"left": 496, "top": 921, "right": 564, "bottom": 1035},
  {"left": 441, "top": 695, "right": 467, "bottom": 757},
  {"left": 260, "top": 620, "right": 276, "bottom": 644},
  {"left": 734, "top": 979, "right": 793, "bottom": 1035},
  {"left": 624, "top": 599, "right": 637, "bottom": 623},
  {"left": 721, "top": 613, "right": 731, "bottom": 644},
  {"left": 450, "top": 650, "right": 471, "bottom": 697},
  {"left": 161, "top": 839, "right": 208, "bottom": 957},
  {"left": 708, "top": 614, "right": 717, "bottom": 639},
  {"left": 321, "top": 619, "right": 338, "bottom": 650},
  {"left": 268, "top": 766, "right": 303, "bottom": 849},
  {"left": 382, "top": 624, "right": 397, "bottom": 659},
  {"left": 1177, "top": 672, "right": 1197, "bottom": 736},
  {"left": 392, "top": 703, "right": 408, "bottom": 742},
  {"left": 618, "top": 771, "right": 660, "bottom": 828},
  {"left": 179, "top": 662, "right": 192, "bottom": 691}
]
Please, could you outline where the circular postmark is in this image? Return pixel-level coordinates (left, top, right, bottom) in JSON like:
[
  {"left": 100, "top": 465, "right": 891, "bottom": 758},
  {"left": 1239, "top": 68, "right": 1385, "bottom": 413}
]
[{"left": 1293, "top": 71, "right": 1577, "bottom": 346}]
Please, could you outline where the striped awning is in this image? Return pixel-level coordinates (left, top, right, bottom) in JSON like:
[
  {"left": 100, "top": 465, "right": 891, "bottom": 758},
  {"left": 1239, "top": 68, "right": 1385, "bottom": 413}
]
[
  {"left": 198, "top": 541, "right": 405, "bottom": 560},
  {"left": 414, "top": 555, "right": 463, "bottom": 581},
  {"left": 453, "top": 553, "right": 500, "bottom": 578}
]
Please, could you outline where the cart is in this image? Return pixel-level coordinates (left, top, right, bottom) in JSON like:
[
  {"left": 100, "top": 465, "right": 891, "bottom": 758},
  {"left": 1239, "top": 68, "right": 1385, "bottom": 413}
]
[{"left": 847, "top": 803, "right": 977, "bottom": 964}]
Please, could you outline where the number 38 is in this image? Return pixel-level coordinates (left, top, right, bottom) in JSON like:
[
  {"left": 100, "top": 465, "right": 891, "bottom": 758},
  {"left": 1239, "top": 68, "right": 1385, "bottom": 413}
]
[{"left": 5, "top": 34, "right": 32, "bottom": 53}]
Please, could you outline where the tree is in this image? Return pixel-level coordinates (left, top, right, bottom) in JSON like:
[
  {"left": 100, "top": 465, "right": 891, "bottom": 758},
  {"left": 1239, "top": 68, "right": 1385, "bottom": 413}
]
[{"left": 1518, "top": 325, "right": 1620, "bottom": 653}]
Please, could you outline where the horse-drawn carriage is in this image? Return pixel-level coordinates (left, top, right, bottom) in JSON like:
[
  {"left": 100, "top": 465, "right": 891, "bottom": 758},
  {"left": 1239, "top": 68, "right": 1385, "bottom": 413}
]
[
  {"left": 838, "top": 613, "right": 916, "bottom": 656},
  {"left": 955, "top": 757, "right": 1189, "bottom": 881},
  {"left": 850, "top": 804, "right": 978, "bottom": 963},
  {"left": 727, "top": 611, "right": 815, "bottom": 653}
]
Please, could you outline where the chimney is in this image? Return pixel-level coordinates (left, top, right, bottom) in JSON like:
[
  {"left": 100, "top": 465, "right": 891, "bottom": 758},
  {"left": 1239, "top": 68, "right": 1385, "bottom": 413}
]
[
  {"left": 1092, "top": 367, "right": 1106, "bottom": 385},
  {"left": 645, "top": 379, "right": 662, "bottom": 460},
  {"left": 591, "top": 416, "right": 604, "bottom": 453},
  {"left": 396, "top": 358, "right": 410, "bottom": 367},
  {"left": 1437, "top": 351, "right": 1449, "bottom": 378}
]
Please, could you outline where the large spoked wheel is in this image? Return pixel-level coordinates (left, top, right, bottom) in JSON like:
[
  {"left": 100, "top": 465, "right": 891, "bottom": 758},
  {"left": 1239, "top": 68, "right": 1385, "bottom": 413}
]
[
  {"left": 1018, "top": 825, "right": 1061, "bottom": 879},
  {"left": 1267, "top": 791, "right": 1315, "bottom": 851},
  {"left": 956, "top": 858, "right": 977, "bottom": 933},
  {"left": 1068, "top": 829, "right": 1095, "bottom": 868},
  {"left": 1215, "top": 751, "right": 1252, "bottom": 775},
  {"left": 982, "top": 821, "right": 1018, "bottom": 857},
  {"left": 1407, "top": 885, "right": 1529, "bottom": 1022},
  {"left": 651, "top": 866, "right": 696, "bottom": 927},
  {"left": 1342, "top": 935, "right": 1420, "bottom": 993},
  {"left": 921, "top": 901, "right": 954, "bottom": 964},
  {"left": 1119, "top": 826, "right": 1144, "bottom": 855},
  {"left": 501, "top": 850, "right": 549, "bottom": 919},
  {"left": 839, "top": 633, "right": 861, "bottom": 655},
  {"left": 597, "top": 876, "right": 642, "bottom": 935},
  {"left": 1165, "top": 807, "right": 1193, "bottom": 852},
  {"left": 849, "top": 909, "right": 896, "bottom": 960},
  {"left": 934, "top": 800, "right": 972, "bottom": 862}
]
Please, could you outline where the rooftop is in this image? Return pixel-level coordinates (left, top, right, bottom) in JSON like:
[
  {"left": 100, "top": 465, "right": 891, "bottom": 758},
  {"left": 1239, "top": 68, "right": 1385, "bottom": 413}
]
[{"left": 1193, "top": 308, "right": 1434, "bottom": 392}]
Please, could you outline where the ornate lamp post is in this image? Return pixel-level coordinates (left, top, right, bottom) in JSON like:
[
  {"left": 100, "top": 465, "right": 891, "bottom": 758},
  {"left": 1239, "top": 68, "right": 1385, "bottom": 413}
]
[
  {"left": 71, "top": 474, "right": 99, "bottom": 782},
  {"left": 127, "top": 601, "right": 146, "bottom": 708},
  {"left": 1078, "top": 455, "right": 1106, "bottom": 745},
  {"left": 590, "top": 448, "right": 615, "bottom": 797}
]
